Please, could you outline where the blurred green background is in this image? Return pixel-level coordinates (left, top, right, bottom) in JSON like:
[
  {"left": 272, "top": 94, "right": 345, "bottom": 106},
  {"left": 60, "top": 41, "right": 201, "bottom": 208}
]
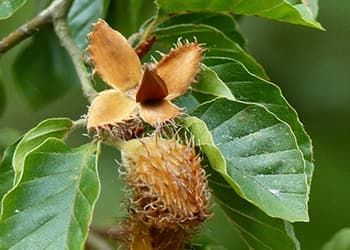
[{"left": 0, "top": 1, "right": 349, "bottom": 249}]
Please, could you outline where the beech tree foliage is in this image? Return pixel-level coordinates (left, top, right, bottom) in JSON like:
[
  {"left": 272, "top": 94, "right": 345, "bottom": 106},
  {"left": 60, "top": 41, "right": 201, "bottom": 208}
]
[{"left": 0, "top": 0, "right": 328, "bottom": 249}]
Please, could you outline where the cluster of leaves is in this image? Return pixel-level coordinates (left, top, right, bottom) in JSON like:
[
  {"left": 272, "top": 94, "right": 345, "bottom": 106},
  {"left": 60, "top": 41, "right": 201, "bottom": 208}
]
[{"left": 0, "top": 0, "right": 338, "bottom": 249}]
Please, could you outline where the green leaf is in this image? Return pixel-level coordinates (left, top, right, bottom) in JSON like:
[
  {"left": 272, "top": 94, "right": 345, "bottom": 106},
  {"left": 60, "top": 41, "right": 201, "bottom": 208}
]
[
  {"left": 0, "top": 0, "right": 26, "bottom": 20},
  {"left": 185, "top": 100, "right": 309, "bottom": 222},
  {"left": 158, "top": 12, "right": 246, "bottom": 48},
  {"left": 323, "top": 228, "right": 350, "bottom": 250},
  {"left": 156, "top": 0, "right": 322, "bottom": 29},
  {"left": 0, "top": 81, "right": 5, "bottom": 117},
  {"left": 197, "top": 57, "right": 314, "bottom": 186},
  {"left": 106, "top": 0, "right": 155, "bottom": 37},
  {"left": 0, "top": 138, "right": 100, "bottom": 249},
  {"left": 153, "top": 23, "right": 267, "bottom": 79},
  {"left": 194, "top": 64, "right": 234, "bottom": 100},
  {"left": 306, "top": 0, "right": 319, "bottom": 18},
  {"left": 13, "top": 28, "right": 78, "bottom": 109},
  {"left": 208, "top": 169, "right": 300, "bottom": 250},
  {"left": 291, "top": 0, "right": 319, "bottom": 19},
  {"left": 68, "top": 0, "right": 110, "bottom": 49},
  {"left": 12, "top": 117, "right": 73, "bottom": 181},
  {"left": 0, "top": 142, "right": 18, "bottom": 201},
  {"left": 185, "top": 116, "right": 301, "bottom": 248}
]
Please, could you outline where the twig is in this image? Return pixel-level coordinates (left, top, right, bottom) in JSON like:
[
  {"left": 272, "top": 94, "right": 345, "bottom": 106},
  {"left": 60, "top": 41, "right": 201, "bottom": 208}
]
[
  {"left": 51, "top": 0, "right": 97, "bottom": 101},
  {"left": 0, "top": 0, "right": 69, "bottom": 54},
  {"left": 0, "top": 0, "right": 97, "bottom": 102},
  {"left": 53, "top": 18, "right": 97, "bottom": 102},
  {"left": 50, "top": 0, "right": 97, "bottom": 102}
]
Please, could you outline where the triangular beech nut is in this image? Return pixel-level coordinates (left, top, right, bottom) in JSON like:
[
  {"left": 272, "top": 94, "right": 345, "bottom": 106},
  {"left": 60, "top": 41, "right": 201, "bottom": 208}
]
[{"left": 136, "top": 65, "right": 168, "bottom": 103}]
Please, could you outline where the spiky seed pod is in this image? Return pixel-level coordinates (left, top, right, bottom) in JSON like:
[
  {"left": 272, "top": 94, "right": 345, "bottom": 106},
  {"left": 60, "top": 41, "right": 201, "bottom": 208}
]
[{"left": 121, "top": 135, "right": 211, "bottom": 231}]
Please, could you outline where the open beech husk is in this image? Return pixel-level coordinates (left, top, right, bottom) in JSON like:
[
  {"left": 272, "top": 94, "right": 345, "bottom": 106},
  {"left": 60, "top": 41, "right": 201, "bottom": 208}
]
[
  {"left": 86, "top": 20, "right": 204, "bottom": 136},
  {"left": 121, "top": 135, "right": 211, "bottom": 231}
]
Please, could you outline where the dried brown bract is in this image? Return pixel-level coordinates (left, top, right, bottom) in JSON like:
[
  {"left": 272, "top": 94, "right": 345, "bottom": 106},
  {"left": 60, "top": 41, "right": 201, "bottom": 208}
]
[{"left": 86, "top": 20, "right": 204, "bottom": 139}]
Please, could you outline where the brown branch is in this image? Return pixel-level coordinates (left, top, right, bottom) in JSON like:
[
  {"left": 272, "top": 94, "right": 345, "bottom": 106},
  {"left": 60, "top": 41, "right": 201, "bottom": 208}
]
[
  {"left": 0, "top": 0, "right": 72, "bottom": 54},
  {"left": 53, "top": 17, "right": 97, "bottom": 101},
  {"left": 0, "top": 0, "right": 97, "bottom": 101}
]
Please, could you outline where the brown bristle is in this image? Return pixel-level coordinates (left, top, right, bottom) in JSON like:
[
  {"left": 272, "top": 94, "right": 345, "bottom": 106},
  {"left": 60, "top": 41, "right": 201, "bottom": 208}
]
[
  {"left": 121, "top": 135, "right": 212, "bottom": 230},
  {"left": 88, "top": 116, "right": 144, "bottom": 141}
]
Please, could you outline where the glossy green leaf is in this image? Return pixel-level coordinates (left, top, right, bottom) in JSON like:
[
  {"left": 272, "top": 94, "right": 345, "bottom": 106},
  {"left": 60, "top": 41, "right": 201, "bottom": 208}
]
[
  {"left": 0, "top": 0, "right": 26, "bottom": 19},
  {"left": 0, "top": 139, "right": 100, "bottom": 249},
  {"left": 153, "top": 23, "right": 267, "bottom": 79},
  {"left": 156, "top": 0, "right": 322, "bottom": 29},
  {"left": 13, "top": 28, "right": 78, "bottom": 109},
  {"left": 208, "top": 168, "right": 300, "bottom": 250},
  {"left": 0, "top": 81, "right": 5, "bottom": 117},
  {"left": 0, "top": 142, "right": 18, "bottom": 201},
  {"left": 194, "top": 64, "right": 234, "bottom": 100},
  {"left": 174, "top": 92, "right": 201, "bottom": 114},
  {"left": 185, "top": 100, "right": 309, "bottom": 222},
  {"left": 158, "top": 12, "right": 246, "bottom": 48},
  {"left": 12, "top": 117, "right": 73, "bottom": 181},
  {"left": 197, "top": 57, "right": 314, "bottom": 186},
  {"left": 185, "top": 116, "right": 301, "bottom": 248},
  {"left": 68, "top": 0, "right": 110, "bottom": 49},
  {"left": 323, "top": 228, "right": 350, "bottom": 250}
]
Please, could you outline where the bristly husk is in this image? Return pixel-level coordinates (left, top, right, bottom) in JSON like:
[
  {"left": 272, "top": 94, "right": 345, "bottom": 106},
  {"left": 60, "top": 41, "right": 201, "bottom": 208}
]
[{"left": 121, "top": 134, "right": 212, "bottom": 231}]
